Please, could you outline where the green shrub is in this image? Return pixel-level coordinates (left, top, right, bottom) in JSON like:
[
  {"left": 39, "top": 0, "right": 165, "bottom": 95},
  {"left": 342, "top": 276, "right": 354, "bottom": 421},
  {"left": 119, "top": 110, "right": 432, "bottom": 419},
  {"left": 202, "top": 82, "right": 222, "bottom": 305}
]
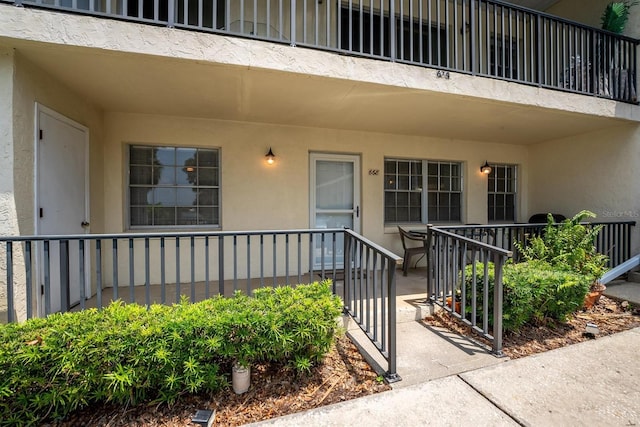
[
  {"left": 514, "top": 210, "right": 608, "bottom": 284},
  {"left": 463, "top": 261, "right": 591, "bottom": 332},
  {"left": 0, "top": 281, "right": 342, "bottom": 426}
]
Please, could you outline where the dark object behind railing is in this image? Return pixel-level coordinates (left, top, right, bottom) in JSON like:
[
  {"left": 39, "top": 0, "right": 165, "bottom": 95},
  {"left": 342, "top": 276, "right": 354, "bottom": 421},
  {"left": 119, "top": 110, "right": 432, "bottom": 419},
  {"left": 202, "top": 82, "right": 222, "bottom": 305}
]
[
  {"left": 6, "top": 0, "right": 638, "bottom": 103},
  {"left": 439, "top": 220, "right": 636, "bottom": 268},
  {"left": 0, "top": 228, "right": 402, "bottom": 381},
  {"left": 426, "top": 225, "right": 512, "bottom": 355}
]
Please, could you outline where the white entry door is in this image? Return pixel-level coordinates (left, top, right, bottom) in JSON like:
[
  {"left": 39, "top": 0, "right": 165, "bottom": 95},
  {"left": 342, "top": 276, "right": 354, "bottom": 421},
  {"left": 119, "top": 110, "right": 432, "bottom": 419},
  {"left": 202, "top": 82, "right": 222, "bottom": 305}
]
[
  {"left": 310, "top": 153, "right": 360, "bottom": 270},
  {"left": 36, "top": 105, "right": 90, "bottom": 314}
]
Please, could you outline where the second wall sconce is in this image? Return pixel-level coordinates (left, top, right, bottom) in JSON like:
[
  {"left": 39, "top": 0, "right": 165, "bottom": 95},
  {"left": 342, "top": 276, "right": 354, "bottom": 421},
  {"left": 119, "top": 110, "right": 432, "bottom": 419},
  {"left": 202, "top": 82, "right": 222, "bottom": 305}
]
[
  {"left": 265, "top": 147, "right": 276, "bottom": 165},
  {"left": 480, "top": 161, "right": 492, "bottom": 175}
]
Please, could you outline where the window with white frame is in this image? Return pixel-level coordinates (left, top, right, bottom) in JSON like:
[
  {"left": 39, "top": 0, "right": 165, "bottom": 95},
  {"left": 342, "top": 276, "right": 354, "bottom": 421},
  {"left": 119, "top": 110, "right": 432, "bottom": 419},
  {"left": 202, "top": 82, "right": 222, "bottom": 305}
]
[
  {"left": 128, "top": 145, "right": 220, "bottom": 227},
  {"left": 384, "top": 159, "right": 462, "bottom": 224},
  {"left": 487, "top": 164, "right": 517, "bottom": 222}
]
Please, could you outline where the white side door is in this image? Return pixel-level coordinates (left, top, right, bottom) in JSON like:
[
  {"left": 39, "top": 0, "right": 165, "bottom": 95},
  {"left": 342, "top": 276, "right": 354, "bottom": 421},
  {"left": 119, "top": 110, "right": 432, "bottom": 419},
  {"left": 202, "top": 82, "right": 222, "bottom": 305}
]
[
  {"left": 310, "top": 153, "right": 361, "bottom": 270},
  {"left": 36, "top": 105, "right": 90, "bottom": 314}
]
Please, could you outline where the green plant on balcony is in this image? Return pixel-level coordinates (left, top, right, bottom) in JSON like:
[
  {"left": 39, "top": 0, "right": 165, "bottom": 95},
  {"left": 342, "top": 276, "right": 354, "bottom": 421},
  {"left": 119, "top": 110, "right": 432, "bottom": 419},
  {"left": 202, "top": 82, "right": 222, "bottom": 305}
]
[
  {"left": 597, "top": 1, "right": 638, "bottom": 100},
  {"left": 601, "top": 1, "right": 638, "bottom": 34}
]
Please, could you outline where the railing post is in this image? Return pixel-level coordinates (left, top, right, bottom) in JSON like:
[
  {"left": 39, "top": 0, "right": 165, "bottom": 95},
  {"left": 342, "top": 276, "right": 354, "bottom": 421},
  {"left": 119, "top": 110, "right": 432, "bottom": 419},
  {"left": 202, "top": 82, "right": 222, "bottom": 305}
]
[
  {"left": 492, "top": 252, "right": 505, "bottom": 356},
  {"left": 218, "top": 235, "right": 225, "bottom": 295},
  {"left": 6, "top": 242, "right": 14, "bottom": 323},
  {"left": 290, "top": 0, "right": 296, "bottom": 47},
  {"left": 425, "top": 224, "right": 433, "bottom": 299},
  {"left": 167, "top": 0, "right": 175, "bottom": 28},
  {"left": 60, "top": 240, "right": 70, "bottom": 313},
  {"left": 389, "top": 0, "right": 396, "bottom": 61},
  {"left": 536, "top": 14, "right": 542, "bottom": 86},
  {"left": 385, "top": 261, "right": 401, "bottom": 383},
  {"left": 25, "top": 241, "right": 33, "bottom": 320},
  {"left": 343, "top": 231, "right": 352, "bottom": 311},
  {"left": 470, "top": 0, "right": 476, "bottom": 75}
]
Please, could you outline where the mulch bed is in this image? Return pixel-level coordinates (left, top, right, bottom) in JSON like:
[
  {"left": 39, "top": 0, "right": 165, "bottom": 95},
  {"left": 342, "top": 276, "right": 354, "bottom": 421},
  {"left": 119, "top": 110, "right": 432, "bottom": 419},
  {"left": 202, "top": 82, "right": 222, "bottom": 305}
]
[{"left": 424, "top": 295, "right": 640, "bottom": 359}]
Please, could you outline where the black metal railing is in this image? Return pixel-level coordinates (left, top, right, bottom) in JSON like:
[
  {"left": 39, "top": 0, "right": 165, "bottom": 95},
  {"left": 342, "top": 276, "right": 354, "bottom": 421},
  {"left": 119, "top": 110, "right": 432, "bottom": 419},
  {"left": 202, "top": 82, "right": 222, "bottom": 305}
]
[
  {"left": 439, "top": 220, "right": 636, "bottom": 268},
  {"left": 5, "top": 0, "right": 638, "bottom": 103},
  {"left": 426, "top": 225, "right": 512, "bottom": 355},
  {"left": 0, "top": 228, "right": 402, "bottom": 380}
]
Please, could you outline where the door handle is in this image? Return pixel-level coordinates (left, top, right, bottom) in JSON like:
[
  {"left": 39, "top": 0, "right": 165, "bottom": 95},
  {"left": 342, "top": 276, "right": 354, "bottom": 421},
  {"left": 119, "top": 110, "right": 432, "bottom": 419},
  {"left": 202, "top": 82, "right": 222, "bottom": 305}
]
[
  {"left": 81, "top": 221, "right": 90, "bottom": 227},
  {"left": 356, "top": 206, "right": 359, "bottom": 218}
]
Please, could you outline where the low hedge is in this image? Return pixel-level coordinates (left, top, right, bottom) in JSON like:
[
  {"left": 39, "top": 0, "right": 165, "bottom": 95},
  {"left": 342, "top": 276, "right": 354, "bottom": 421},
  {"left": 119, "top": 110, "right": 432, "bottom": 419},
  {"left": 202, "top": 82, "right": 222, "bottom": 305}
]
[
  {"left": 463, "top": 261, "right": 590, "bottom": 332},
  {"left": 0, "top": 281, "right": 342, "bottom": 426}
]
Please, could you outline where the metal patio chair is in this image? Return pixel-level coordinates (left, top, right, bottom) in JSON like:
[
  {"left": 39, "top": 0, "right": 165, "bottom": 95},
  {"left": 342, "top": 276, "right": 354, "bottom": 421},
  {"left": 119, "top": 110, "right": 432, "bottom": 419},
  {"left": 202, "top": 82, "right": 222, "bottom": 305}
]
[{"left": 398, "top": 226, "right": 429, "bottom": 276}]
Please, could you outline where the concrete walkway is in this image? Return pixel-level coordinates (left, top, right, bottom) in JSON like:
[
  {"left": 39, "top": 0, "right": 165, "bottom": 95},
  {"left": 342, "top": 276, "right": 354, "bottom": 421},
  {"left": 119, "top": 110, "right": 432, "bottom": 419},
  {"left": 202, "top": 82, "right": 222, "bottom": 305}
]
[
  {"left": 251, "top": 268, "right": 640, "bottom": 426},
  {"left": 252, "top": 327, "right": 640, "bottom": 426}
]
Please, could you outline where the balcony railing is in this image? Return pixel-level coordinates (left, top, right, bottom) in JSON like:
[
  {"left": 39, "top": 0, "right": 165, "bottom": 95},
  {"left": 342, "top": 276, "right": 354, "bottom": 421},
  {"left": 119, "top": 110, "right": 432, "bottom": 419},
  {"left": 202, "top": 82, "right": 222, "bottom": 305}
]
[
  {"left": 439, "top": 220, "right": 636, "bottom": 268},
  {"left": 425, "top": 219, "right": 635, "bottom": 355},
  {"left": 426, "top": 225, "right": 512, "bottom": 355},
  {"left": 0, "top": 228, "right": 403, "bottom": 381},
  {"left": 5, "top": 0, "right": 638, "bottom": 103}
]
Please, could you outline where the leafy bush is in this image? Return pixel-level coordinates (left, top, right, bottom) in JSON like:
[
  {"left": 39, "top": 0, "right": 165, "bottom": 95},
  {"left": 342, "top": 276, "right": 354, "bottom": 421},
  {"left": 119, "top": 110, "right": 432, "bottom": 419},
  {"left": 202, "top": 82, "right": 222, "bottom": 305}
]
[
  {"left": 0, "top": 281, "right": 342, "bottom": 426},
  {"left": 514, "top": 210, "right": 608, "bottom": 285},
  {"left": 463, "top": 261, "right": 591, "bottom": 332}
]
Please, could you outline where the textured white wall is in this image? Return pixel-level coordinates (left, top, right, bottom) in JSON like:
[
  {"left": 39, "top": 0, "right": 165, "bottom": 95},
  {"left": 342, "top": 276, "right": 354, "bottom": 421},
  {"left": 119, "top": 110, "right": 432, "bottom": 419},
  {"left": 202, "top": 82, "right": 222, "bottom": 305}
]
[
  {"left": 103, "top": 112, "right": 530, "bottom": 262},
  {"left": 529, "top": 123, "right": 640, "bottom": 254}
]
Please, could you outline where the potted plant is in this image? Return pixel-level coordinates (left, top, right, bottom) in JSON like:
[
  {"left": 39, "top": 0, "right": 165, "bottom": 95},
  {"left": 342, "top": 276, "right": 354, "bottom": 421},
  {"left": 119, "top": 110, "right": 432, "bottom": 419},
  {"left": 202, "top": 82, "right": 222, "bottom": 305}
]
[{"left": 597, "top": 1, "right": 638, "bottom": 99}]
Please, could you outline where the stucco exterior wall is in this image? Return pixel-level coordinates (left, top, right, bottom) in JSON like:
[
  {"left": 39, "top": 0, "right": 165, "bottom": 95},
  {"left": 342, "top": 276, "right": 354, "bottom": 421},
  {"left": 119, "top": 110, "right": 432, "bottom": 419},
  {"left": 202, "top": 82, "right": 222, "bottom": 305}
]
[
  {"left": 104, "top": 112, "right": 529, "bottom": 266},
  {"left": 13, "top": 53, "right": 105, "bottom": 235},
  {"left": 1, "top": 53, "right": 106, "bottom": 320},
  {"left": 0, "top": 47, "right": 23, "bottom": 321},
  {"left": 529, "top": 123, "right": 640, "bottom": 254}
]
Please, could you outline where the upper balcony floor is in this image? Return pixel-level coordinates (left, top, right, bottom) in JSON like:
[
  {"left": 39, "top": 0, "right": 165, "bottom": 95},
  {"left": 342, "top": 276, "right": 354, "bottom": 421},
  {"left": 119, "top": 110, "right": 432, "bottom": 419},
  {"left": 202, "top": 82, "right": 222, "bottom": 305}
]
[{"left": 3, "top": 0, "right": 639, "bottom": 104}]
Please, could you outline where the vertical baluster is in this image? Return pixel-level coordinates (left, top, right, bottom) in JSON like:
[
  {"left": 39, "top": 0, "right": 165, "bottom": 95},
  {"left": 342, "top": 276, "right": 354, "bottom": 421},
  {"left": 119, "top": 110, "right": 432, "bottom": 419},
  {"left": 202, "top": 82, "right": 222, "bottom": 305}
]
[
  {"left": 25, "top": 241, "right": 33, "bottom": 319},
  {"left": 372, "top": 250, "right": 379, "bottom": 343},
  {"left": 218, "top": 235, "right": 224, "bottom": 295},
  {"left": 247, "top": 235, "right": 252, "bottom": 294},
  {"left": 145, "top": 237, "right": 150, "bottom": 307},
  {"left": 78, "top": 239, "right": 85, "bottom": 311},
  {"left": 161, "top": 237, "right": 166, "bottom": 304},
  {"left": 492, "top": 252, "right": 505, "bottom": 356},
  {"left": 233, "top": 235, "right": 238, "bottom": 292},
  {"left": 204, "top": 236, "right": 209, "bottom": 299},
  {"left": 43, "top": 240, "right": 51, "bottom": 315},
  {"left": 112, "top": 239, "right": 118, "bottom": 301},
  {"left": 297, "top": 233, "right": 302, "bottom": 285},
  {"left": 390, "top": 0, "right": 396, "bottom": 60},
  {"left": 272, "top": 234, "right": 277, "bottom": 286},
  {"left": 129, "top": 238, "right": 135, "bottom": 303},
  {"left": 6, "top": 242, "right": 14, "bottom": 322},
  {"left": 96, "top": 239, "right": 103, "bottom": 309},
  {"left": 190, "top": 236, "right": 195, "bottom": 302},
  {"left": 285, "top": 234, "right": 290, "bottom": 285},
  {"left": 176, "top": 237, "right": 181, "bottom": 302},
  {"left": 260, "top": 234, "right": 265, "bottom": 288}
]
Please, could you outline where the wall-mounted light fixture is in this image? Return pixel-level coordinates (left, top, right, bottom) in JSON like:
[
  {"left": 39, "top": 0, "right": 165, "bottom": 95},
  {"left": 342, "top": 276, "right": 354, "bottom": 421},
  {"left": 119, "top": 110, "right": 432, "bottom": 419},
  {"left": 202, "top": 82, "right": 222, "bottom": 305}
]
[
  {"left": 265, "top": 147, "right": 275, "bottom": 165},
  {"left": 480, "top": 161, "right": 492, "bottom": 175}
]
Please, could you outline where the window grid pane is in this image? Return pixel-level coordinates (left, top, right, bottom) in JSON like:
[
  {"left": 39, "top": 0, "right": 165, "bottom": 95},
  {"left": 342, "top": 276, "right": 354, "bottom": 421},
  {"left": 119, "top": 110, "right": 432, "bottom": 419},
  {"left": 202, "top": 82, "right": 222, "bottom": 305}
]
[
  {"left": 384, "top": 158, "right": 463, "bottom": 224},
  {"left": 427, "top": 161, "right": 463, "bottom": 223},
  {"left": 129, "top": 145, "right": 220, "bottom": 227},
  {"left": 384, "top": 159, "right": 423, "bottom": 224},
  {"left": 488, "top": 164, "right": 517, "bottom": 222}
]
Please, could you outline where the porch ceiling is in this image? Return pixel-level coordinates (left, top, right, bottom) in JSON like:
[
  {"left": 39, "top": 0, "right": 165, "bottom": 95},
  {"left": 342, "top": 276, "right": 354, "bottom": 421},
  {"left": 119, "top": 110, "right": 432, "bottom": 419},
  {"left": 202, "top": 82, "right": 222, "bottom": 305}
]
[{"left": 10, "top": 39, "right": 626, "bottom": 145}]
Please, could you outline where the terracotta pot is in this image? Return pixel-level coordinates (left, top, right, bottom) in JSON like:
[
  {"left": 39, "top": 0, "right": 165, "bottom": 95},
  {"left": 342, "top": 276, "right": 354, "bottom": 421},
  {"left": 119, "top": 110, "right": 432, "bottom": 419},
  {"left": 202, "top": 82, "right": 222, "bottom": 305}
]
[
  {"left": 584, "top": 290, "right": 604, "bottom": 309},
  {"left": 446, "top": 296, "right": 461, "bottom": 313}
]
